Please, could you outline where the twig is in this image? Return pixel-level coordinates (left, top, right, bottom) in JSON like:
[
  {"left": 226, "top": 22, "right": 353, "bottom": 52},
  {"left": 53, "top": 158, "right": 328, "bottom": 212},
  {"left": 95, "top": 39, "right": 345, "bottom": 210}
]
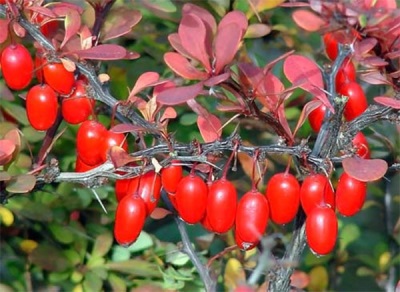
[{"left": 174, "top": 216, "right": 216, "bottom": 292}]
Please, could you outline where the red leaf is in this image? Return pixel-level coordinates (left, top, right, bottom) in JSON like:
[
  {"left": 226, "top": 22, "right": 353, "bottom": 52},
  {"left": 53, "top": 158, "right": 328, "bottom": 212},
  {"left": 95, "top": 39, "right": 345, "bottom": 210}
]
[
  {"left": 182, "top": 3, "right": 216, "bottom": 56},
  {"left": 197, "top": 114, "right": 222, "bottom": 142},
  {"left": 290, "top": 270, "right": 310, "bottom": 289},
  {"left": 374, "top": 96, "right": 400, "bottom": 109},
  {"left": 179, "top": 14, "right": 211, "bottom": 71},
  {"left": 238, "top": 62, "right": 264, "bottom": 89},
  {"left": 292, "top": 10, "right": 326, "bottom": 32},
  {"left": 26, "top": 6, "right": 57, "bottom": 18},
  {"left": 0, "top": 139, "right": 16, "bottom": 166},
  {"left": 101, "top": 8, "right": 142, "bottom": 42},
  {"left": 110, "top": 146, "right": 136, "bottom": 169},
  {"left": 129, "top": 72, "right": 160, "bottom": 99},
  {"left": 0, "top": 19, "right": 10, "bottom": 44},
  {"left": 342, "top": 157, "right": 388, "bottom": 182},
  {"left": 49, "top": 2, "right": 84, "bottom": 15},
  {"left": 365, "top": 0, "right": 397, "bottom": 9},
  {"left": 164, "top": 52, "right": 208, "bottom": 80},
  {"left": 61, "top": 9, "right": 81, "bottom": 48},
  {"left": 283, "top": 55, "right": 331, "bottom": 111},
  {"left": 157, "top": 83, "right": 203, "bottom": 105},
  {"left": 168, "top": 33, "right": 191, "bottom": 58},
  {"left": 214, "top": 23, "right": 242, "bottom": 74},
  {"left": 72, "top": 44, "right": 138, "bottom": 60},
  {"left": 150, "top": 207, "right": 172, "bottom": 220},
  {"left": 218, "top": 11, "right": 248, "bottom": 39},
  {"left": 277, "top": 103, "right": 293, "bottom": 140},
  {"left": 110, "top": 123, "right": 144, "bottom": 134},
  {"left": 293, "top": 99, "right": 322, "bottom": 136},
  {"left": 153, "top": 80, "right": 176, "bottom": 97},
  {"left": 160, "top": 107, "right": 177, "bottom": 122},
  {"left": 182, "top": 3, "right": 217, "bottom": 35},
  {"left": 359, "top": 71, "right": 392, "bottom": 85}
]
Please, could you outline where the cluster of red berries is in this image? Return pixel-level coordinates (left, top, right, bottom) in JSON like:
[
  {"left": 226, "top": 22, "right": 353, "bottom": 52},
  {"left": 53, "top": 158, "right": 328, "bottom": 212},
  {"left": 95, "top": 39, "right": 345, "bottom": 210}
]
[
  {"left": 0, "top": 43, "right": 129, "bottom": 171},
  {"left": 1, "top": 43, "right": 95, "bottom": 130},
  {"left": 113, "top": 159, "right": 367, "bottom": 255},
  {"left": 309, "top": 33, "right": 370, "bottom": 159}
]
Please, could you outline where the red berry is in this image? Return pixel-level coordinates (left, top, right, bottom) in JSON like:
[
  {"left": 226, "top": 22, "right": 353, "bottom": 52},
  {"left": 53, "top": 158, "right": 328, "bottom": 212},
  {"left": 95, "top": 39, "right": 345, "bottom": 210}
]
[
  {"left": 352, "top": 132, "right": 370, "bottom": 159},
  {"left": 205, "top": 178, "right": 237, "bottom": 233},
  {"left": 235, "top": 230, "right": 257, "bottom": 251},
  {"left": 266, "top": 172, "right": 300, "bottom": 224},
  {"left": 161, "top": 160, "right": 183, "bottom": 194},
  {"left": 43, "top": 62, "right": 75, "bottom": 95},
  {"left": 75, "top": 156, "right": 98, "bottom": 172},
  {"left": 337, "top": 81, "right": 368, "bottom": 121},
  {"left": 126, "top": 171, "right": 161, "bottom": 215},
  {"left": 114, "top": 194, "right": 147, "bottom": 246},
  {"left": 323, "top": 33, "right": 339, "bottom": 60},
  {"left": 336, "top": 172, "right": 367, "bottom": 217},
  {"left": 175, "top": 174, "right": 208, "bottom": 224},
  {"left": 308, "top": 101, "right": 326, "bottom": 132},
  {"left": 26, "top": 84, "right": 58, "bottom": 131},
  {"left": 335, "top": 58, "right": 356, "bottom": 89},
  {"left": 235, "top": 190, "right": 269, "bottom": 244},
  {"left": 1, "top": 43, "right": 34, "bottom": 90},
  {"left": 300, "top": 174, "right": 335, "bottom": 215},
  {"left": 306, "top": 206, "right": 338, "bottom": 255},
  {"left": 62, "top": 80, "right": 95, "bottom": 124},
  {"left": 115, "top": 177, "right": 137, "bottom": 202},
  {"left": 76, "top": 120, "right": 107, "bottom": 166},
  {"left": 101, "top": 130, "right": 128, "bottom": 162}
]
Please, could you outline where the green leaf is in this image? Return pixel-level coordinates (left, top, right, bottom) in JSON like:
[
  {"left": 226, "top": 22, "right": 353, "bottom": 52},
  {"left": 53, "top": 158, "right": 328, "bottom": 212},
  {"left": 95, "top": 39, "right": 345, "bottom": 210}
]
[
  {"left": 49, "top": 223, "right": 75, "bottom": 244},
  {"left": 180, "top": 113, "right": 197, "bottom": 126},
  {"left": 111, "top": 246, "right": 131, "bottom": 262},
  {"left": 92, "top": 232, "right": 113, "bottom": 258},
  {"left": 339, "top": 223, "right": 361, "bottom": 251},
  {"left": 63, "top": 249, "right": 82, "bottom": 266},
  {"left": 30, "top": 244, "right": 70, "bottom": 272},
  {"left": 105, "top": 260, "right": 162, "bottom": 278},
  {"left": 22, "top": 126, "right": 46, "bottom": 143},
  {"left": 108, "top": 273, "right": 127, "bottom": 292},
  {"left": 1, "top": 101, "right": 29, "bottom": 126},
  {"left": 127, "top": 231, "right": 153, "bottom": 253},
  {"left": 48, "top": 271, "right": 70, "bottom": 283},
  {"left": 86, "top": 256, "right": 106, "bottom": 269},
  {"left": 0, "top": 171, "right": 11, "bottom": 181},
  {"left": 308, "top": 265, "right": 328, "bottom": 291},
  {"left": 6, "top": 174, "right": 36, "bottom": 193},
  {"left": 83, "top": 270, "right": 103, "bottom": 292},
  {"left": 165, "top": 243, "right": 190, "bottom": 267},
  {"left": 356, "top": 266, "right": 375, "bottom": 277},
  {"left": 11, "top": 200, "right": 53, "bottom": 222}
]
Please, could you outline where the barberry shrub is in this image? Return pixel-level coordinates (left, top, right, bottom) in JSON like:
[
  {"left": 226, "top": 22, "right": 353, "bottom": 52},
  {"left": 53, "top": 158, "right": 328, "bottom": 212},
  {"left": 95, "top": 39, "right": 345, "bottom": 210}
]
[{"left": 0, "top": 1, "right": 399, "bottom": 291}]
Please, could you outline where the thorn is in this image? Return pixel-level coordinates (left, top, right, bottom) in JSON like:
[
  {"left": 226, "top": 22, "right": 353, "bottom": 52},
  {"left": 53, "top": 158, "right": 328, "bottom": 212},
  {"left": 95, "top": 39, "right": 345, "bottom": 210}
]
[{"left": 92, "top": 189, "right": 108, "bottom": 214}]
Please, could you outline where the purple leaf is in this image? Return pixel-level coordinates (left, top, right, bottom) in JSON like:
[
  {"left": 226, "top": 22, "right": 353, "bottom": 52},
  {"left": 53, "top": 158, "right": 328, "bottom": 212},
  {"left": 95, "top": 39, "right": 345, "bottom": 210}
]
[
  {"left": 292, "top": 10, "right": 326, "bottom": 32},
  {"left": 164, "top": 52, "right": 208, "bottom": 80},
  {"left": 179, "top": 14, "right": 211, "bottom": 71},
  {"left": 342, "top": 157, "right": 388, "bottom": 182},
  {"left": 374, "top": 96, "right": 400, "bottom": 109},
  {"left": 157, "top": 82, "right": 203, "bottom": 105},
  {"left": 72, "top": 44, "right": 138, "bottom": 60},
  {"left": 110, "top": 123, "right": 143, "bottom": 134},
  {"left": 204, "top": 72, "right": 230, "bottom": 87},
  {"left": 214, "top": 23, "right": 242, "bottom": 74},
  {"left": 101, "top": 8, "right": 142, "bottom": 42},
  {"left": 61, "top": 9, "right": 81, "bottom": 48}
]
